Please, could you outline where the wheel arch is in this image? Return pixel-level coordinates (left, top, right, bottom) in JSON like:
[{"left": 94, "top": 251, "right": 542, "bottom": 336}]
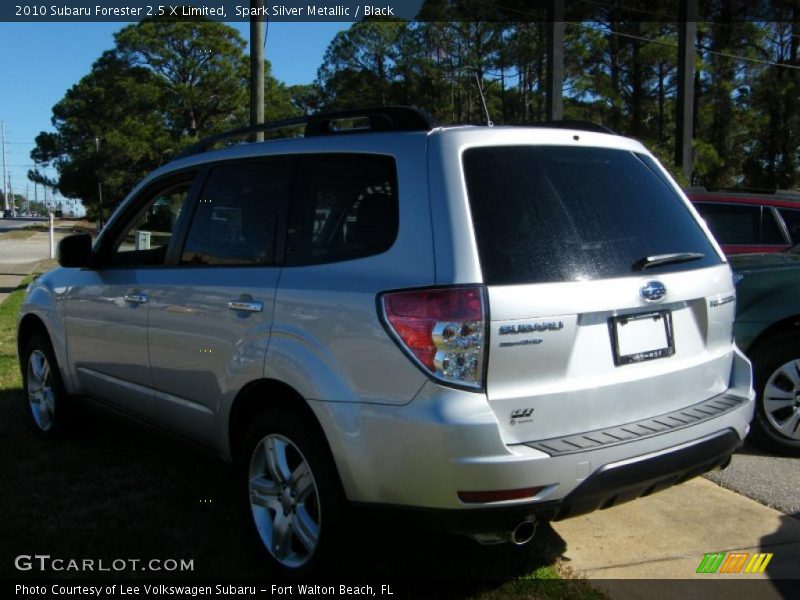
[
  {"left": 227, "top": 378, "right": 336, "bottom": 468},
  {"left": 745, "top": 315, "right": 800, "bottom": 356},
  {"left": 17, "top": 313, "right": 51, "bottom": 365}
]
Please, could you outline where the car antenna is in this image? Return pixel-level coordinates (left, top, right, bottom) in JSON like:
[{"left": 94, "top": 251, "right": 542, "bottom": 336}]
[{"left": 474, "top": 73, "right": 494, "bottom": 127}]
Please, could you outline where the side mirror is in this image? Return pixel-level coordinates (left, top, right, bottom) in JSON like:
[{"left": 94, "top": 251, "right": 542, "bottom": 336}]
[{"left": 57, "top": 234, "right": 94, "bottom": 268}]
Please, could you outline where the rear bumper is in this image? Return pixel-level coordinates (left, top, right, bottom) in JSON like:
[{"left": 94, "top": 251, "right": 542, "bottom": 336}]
[
  {"left": 310, "top": 346, "right": 754, "bottom": 512},
  {"left": 354, "top": 428, "right": 741, "bottom": 535}
]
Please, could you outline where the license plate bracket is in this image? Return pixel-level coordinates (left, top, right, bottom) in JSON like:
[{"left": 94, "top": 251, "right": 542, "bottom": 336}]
[{"left": 609, "top": 310, "right": 674, "bottom": 366}]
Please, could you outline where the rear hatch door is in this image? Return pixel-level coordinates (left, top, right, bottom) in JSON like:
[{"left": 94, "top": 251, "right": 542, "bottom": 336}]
[{"left": 462, "top": 143, "right": 736, "bottom": 444}]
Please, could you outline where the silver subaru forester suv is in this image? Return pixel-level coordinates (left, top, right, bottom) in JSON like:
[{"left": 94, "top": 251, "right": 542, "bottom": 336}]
[{"left": 18, "top": 107, "right": 754, "bottom": 573}]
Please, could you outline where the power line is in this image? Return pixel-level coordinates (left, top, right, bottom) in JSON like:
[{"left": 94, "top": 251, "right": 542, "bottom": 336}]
[
  {"left": 573, "top": 21, "right": 800, "bottom": 71},
  {"left": 459, "top": 0, "right": 800, "bottom": 72}
]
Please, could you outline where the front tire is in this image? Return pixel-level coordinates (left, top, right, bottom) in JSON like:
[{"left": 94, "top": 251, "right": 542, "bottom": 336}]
[
  {"left": 750, "top": 333, "right": 800, "bottom": 456},
  {"left": 21, "top": 333, "right": 69, "bottom": 436},
  {"left": 242, "top": 407, "right": 344, "bottom": 574}
]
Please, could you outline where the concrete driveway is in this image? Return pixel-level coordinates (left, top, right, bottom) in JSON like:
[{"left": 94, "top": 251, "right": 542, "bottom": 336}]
[
  {"left": 554, "top": 475, "right": 799, "bottom": 595},
  {"left": 0, "top": 229, "right": 67, "bottom": 302}
]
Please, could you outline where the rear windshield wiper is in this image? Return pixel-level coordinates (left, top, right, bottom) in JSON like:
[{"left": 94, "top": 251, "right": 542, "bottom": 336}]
[{"left": 633, "top": 252, "right": 705, "bottom": 271}]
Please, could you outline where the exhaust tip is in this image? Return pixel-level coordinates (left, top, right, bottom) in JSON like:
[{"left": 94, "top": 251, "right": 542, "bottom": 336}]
[{"left": 511, "top": 519, "right": 536, "bottom": 545}]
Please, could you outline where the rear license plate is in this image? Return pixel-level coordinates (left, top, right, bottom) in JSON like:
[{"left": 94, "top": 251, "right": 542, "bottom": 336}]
[{"left": 609, "top": 310, "right": 674, "bottom": 366}]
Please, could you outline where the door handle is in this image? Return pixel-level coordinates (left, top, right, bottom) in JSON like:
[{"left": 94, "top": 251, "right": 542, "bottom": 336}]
[
  {"left": 228, "top": 300, "right": 263, "bottom": 313},
  {"left": 124, "top": 293, "right": 148, "bottom": 304}
]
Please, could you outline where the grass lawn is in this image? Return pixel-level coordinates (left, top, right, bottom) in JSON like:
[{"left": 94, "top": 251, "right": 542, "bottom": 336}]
[
  {"left": 0, "top": 229, "right": 36, "bottom": 240},
  {"left": 0, "top": 275, "right": 601, "bottom": 599}
]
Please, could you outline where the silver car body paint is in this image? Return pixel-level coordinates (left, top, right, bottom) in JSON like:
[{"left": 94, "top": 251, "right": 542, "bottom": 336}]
[{"left": 19, "top": 125, "right": 754, "bottom": 514}]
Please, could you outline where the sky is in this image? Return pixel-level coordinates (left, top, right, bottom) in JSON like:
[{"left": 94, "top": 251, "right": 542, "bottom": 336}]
[{"left": 0, "top": 21, "right": 348, "bottom": 211}]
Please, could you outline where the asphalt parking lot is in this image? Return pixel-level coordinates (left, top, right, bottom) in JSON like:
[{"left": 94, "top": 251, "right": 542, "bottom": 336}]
[{"left": 706, "top": 442, "right": 799, "bottom": 515}]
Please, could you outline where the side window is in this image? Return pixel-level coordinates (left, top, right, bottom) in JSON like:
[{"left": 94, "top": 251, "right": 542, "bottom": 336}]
[
  {"left": 286, "top": 154, "right": 398, "bottom": 266},
  {"left": 761, "top": 207, "right": 787, "bottom": 244},
  {"left": 694, "top": 203, "right": 760, "bottom": 245},
  {"left": 181, "top": 160, "right": 291, "bottom": 266},
  {"left": 779, "top": 208, "right": 800, "bottom": 244},
  {"left": 112, "top": 181, "right": 193, "bottom": 266}
]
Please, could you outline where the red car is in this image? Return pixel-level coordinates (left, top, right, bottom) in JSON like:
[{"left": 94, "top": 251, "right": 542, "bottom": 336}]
[{"left": 687, "top": 188, "right": 800, "bottom": 255}]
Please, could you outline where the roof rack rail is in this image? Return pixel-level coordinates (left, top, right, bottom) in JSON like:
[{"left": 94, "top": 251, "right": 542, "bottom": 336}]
[
  {"left": 533, "top": 120, "right": 617, "bottom": 135},
  {"left": 176, "top": 106, "right": 437, "bottom": 159}
]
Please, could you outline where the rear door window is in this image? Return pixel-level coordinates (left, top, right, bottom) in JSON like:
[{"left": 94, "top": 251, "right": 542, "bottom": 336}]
[
  {"left": 462, "top": 146, "right": 721, "bottom": 285},
  {"left": 285, "top": 154, "right": 398, "bottom": 266},
  {"left": 693, "top": 203, "right": 760, "bottom": 245}
]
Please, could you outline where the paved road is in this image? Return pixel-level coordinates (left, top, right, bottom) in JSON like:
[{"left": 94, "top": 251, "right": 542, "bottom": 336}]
[
  {"left": 0, "top": 230, "right": 67, "bottom": 302},
  {"left": 706, "top": 441, "right": 799, "bottom": 516},
  {"left": 0, "top": 230, "right": 62, "bottom": 265},
  {"left": 0, "top": 218, "right": 43, "bottom": 232}
]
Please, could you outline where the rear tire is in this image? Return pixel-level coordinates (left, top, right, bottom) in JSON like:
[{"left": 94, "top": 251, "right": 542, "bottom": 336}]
[
  {"left": 21, "top": 333, "right": 70, "bottom": 437},
  {"left": 241, "top": 406, "right": 344, "bottom": 575},
  {"left": 749, "top": 333, "right": 800, "bottom": 456}
]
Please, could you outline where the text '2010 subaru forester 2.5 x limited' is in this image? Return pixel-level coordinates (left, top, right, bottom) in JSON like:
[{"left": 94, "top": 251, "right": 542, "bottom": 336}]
[{"left": 18, "top": 107, "right": 754, "bottom": 573}]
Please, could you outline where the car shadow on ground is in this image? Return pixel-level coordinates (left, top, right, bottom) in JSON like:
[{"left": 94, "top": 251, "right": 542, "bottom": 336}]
[
  {"left": 1, "top": 388, "right": 570, "bottom": 596},
  {"left": 735, "top": 441, "right": 778, "bottom": 458},
  {"left": 759, "top": 511, "right": 800, "bottom": 598}
]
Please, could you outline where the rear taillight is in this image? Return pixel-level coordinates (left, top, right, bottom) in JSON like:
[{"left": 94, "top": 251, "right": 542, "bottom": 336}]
[{"left": 380, "top": 286, "right": 486, "bottom": 389}]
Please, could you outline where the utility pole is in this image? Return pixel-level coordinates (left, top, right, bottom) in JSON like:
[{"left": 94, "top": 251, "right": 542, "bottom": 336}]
[
  {"left": 95, "top": 136, "right": 104, "bottom": 228},
  {"left": 676, "top": 0, "right": 697, "bottom": 182},
  {"left": 546, "top": 0, "right": 565, "bottom": 121},
  {"left": 6, "top": 174, "right": 14, "bottom": 214},
  {"left": 1, "top": 121, "right": 8, "bottom": 212},
  {"left": 250, "top": 0, "right": 266, "bottom": 142}
]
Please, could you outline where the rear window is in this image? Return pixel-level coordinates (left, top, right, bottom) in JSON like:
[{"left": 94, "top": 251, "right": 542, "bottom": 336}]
[{"left": 462, "top": 146, "right": 722, "bottom": 285}]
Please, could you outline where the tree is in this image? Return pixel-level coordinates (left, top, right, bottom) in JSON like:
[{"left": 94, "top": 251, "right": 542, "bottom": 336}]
[
  {"left": 31, "top": 51, "right": 170, "bottom": 220},
  {"left": 316, "top": 20, "right": 407, "bottom": 110},
  {"left": 114, "top": 18, "right": 250, "bottom": 137},
  {"left": 31, "top": 17, "right": 296, "bottom": 220}
]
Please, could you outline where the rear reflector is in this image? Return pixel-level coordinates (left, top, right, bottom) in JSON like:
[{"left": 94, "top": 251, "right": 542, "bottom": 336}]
[
  {"left": 380, "top": 286, "right": 486, "bottom": 389},
  {"left": 458, "top": 487, "right": 544, "bottom": 504}
]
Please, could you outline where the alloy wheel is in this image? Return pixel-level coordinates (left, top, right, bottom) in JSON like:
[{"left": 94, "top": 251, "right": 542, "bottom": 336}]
[
  {"left": 763, "top": 359, "right": 800, "bottom": 441},
  {"left": 248, "top": 434, "right": 321, "bottom": 568},
  {"left": 27, "top": 349, "right": 55, "bottom": 432}
]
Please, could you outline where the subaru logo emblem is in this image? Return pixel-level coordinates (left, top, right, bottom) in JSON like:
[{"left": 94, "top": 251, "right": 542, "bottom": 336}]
[{"left": 640, "top": 281, "right": 667, "bottom": 303}]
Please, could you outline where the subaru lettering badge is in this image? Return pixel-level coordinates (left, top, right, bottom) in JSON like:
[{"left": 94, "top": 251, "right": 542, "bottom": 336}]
[{"left": 640, "top": 280, "right": 667, "bottom": 303}]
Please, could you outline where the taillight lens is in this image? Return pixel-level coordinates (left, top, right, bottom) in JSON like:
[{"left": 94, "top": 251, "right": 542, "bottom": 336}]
[{"left": 380, "top": 286, "right": 486, "bottom": 389}]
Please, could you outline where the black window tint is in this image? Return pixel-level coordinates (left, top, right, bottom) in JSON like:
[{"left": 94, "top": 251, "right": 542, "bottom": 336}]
[
  {"left": 761, "top": 207, "right": 786, "bottom": 244},
  {"left": 462, "top": 146, "right": 721, "bottom": 285},
  {"left": 182, "top": 160, "right": 291, "bottom": 266},
  {"left": 286, "top": 154, "right": 398, "bottom": 266},
  {"left": 779, "top": 208, "right": 800, "bottom": 243},
  {"left": 693, "top": 203, "right": 760, "bottom": 245}
]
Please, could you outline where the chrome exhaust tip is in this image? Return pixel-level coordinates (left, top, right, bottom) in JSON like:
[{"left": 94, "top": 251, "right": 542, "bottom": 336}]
[
  {"left": 470, "top": 518, "right": 538, "bottom": 546},
  {"left": 511, "top": 519, "right": 536, "bottom": 545}
]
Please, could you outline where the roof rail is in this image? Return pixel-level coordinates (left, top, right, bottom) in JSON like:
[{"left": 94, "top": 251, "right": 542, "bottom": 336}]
[
  {"left": 533, "top": 120, "right": 617, "bottom": 135},
  {"left": 176, "top": 106, "right": 437, "bottom": 159}
]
